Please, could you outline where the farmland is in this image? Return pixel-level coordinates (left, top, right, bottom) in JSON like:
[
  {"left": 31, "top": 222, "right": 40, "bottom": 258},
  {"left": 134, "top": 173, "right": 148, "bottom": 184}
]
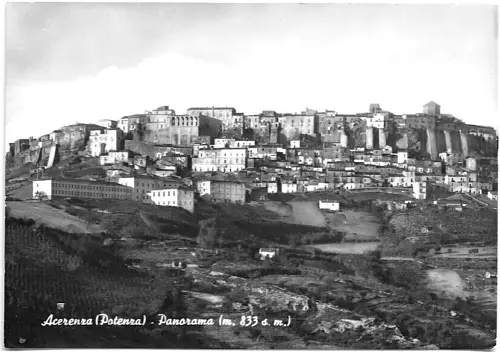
[{"left": 4, "top": 193, "right": 497, "bottom": 349}]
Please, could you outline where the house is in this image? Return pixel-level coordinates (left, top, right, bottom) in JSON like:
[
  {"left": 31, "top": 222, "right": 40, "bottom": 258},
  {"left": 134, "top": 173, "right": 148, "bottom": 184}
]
[
  {"left": 100, "top": 151, "right": 131, "bottom": 166},
  {"left": 487, "top": 191, "right": 498, "bottom": 201},
  {"left": 148, "top": 186, "right": 195, "bottom": 213},
  {"left": 434, "top": 199, "right": 464, "bottom": 211},
  {"left": 210, "top": 180, "right": 247, "bottom": 204},
  {"left": 88, "top": 129, "right": 123, "bottom": 157},
  {"left": 249, "top": 187, "right": 268, "bottom": 202},
  {"left": 259, "top": 248, "right": 279, "bottom": 260},
  {"left": 318, "top": 200, "right": 340, "bottom": 212}
]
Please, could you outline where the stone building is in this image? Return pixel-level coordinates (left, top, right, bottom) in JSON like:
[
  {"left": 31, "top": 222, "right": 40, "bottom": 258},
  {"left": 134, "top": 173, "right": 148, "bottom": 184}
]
[
  {"left": 278, "top": 114, "right": 317, "bottom": 141},
  {"left": 187, "top": 107, "right": 237, "bottom": 130},
  {"left": 423, "top": 101, "right": 441, "bottom": 116},
  {"left": 14, "top": 139, "right": 30, "bottom": 155},
  {"left": 131, "top": 112, "right": 221, "bottom": 146},
  {"left": 210, "top": 180, "right": 247, "bottom": 204},
  {"left": 404, "top": 114, "right": 436, "bottom": 129}
]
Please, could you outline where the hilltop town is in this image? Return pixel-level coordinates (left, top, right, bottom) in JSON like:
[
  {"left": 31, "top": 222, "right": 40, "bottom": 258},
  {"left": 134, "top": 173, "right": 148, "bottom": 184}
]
[
  {"left": 4, "top": 101, "right": 498, "bottom": 349},
  {"left": 6, "top": 101, "right": 499, "bottom": 206}
]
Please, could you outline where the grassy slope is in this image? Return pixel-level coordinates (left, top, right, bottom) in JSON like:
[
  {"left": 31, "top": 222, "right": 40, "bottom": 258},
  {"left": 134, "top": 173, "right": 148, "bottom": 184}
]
[{"left": 4, "top": 221, "right": 218, "bottom": 348}]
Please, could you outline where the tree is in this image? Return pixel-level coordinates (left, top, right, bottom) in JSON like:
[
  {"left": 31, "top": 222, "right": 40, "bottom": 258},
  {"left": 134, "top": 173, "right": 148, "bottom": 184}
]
[{"left": 34, "top": 191, "right": 48, "bottom": 201}]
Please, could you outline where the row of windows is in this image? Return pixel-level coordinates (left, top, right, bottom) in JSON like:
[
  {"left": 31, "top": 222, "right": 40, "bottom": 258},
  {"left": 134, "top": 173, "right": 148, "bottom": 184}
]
[
  {"left": 151, "top": 191, "right": 177, "bottom": 197},
  {"left": 53, "top": 189, "right": 128, "bottom": 199},
  {"left": 156, "top": 201, "right": 177, "bottom": 206},
  {"left": 53, "top": 182, "right": 129, "bottom": 193}
]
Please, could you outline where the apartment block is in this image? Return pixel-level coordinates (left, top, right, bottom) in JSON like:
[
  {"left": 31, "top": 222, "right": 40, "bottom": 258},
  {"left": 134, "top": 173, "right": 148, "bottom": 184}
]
[{"left": 33, "top": 178, "right": 133, "bottom": 200}]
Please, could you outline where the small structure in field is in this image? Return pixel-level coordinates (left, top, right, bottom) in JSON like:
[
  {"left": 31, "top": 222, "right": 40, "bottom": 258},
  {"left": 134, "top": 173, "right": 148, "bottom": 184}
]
[
  {"left": 259, "top": 248, "right": 279, "bottom": 260},
  {"left": 319, "top": 200, "right": 340, "bottom": 212}
]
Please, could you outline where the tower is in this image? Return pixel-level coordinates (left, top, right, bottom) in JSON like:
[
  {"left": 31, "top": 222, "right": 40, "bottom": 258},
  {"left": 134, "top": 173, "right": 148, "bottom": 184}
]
[{"left": 423, "top": 101, "right": 441, "bottom": 116}]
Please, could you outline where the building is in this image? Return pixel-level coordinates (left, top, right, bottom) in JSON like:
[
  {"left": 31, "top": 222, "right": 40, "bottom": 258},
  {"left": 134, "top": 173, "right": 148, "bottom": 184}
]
[
  {"left": 278, "top": 114, "right": 316, "bottom": 141},
  {"left": 444, "top": 174, "right": 468, "bottom": 193},
  {"left": 404, "top": 114, "right": 436, "bottom": 129},
  {"left": 413, "top": 180, "right": 428, "bottom": 200},
  {"left": 96, "top": 119, "right": 118, "bottom": 129},
  {"left": 369, "top": 104, "right": 381, "bottom": 113},
  {"left": 151, "top": 105, "right": 176, "bottom": 115},
  {"left": 33, "top": 178, "right": 133, "bottom": 200},
  {"left": 366, "top": 112, "right": 390, "bottom": 129},
  {"left": 192, "top": 148, "right": 247, "bottom": 173},
  {"left": 243, "top": 115, "right": 262, "bottom": 130},
  {"left": 487, "top": 191, "right": 498, "bottom": 201},
  {"left": 99, "top": 151, "right": 131, "bottom": 165},
  {"left": 259, "top": 248, "right": 279, "bottom": 260},
  {"left": 397, "top": 151, "right": 408, "bottom": 164},
  {"left": 318, "top": 200, "right": 340, "bottom": 212},
  {"left": 89, "top": 129, "right": 123, "bottom": 157},
  {"left": 118, "top": 114, "right": 148, "bottom": 133},
  {"left": 195, "top": 179, "right": 211, "bottom": 196},
  {"left": 229, "top": 140, "right": 256, "bottom": 148},
  {"left": 210, "top": 180, "right": 247, "bottom": 204},
  {"left": 118, "top": 175, "right": 184, "bottom": 202},
  {"left": 214, "top": 138, "right": 235, "bottom": 148},
  {"left": 148, "top": 186, "right": 195, "bottom": 213},
  {"left": 281, "top": 180, "right": 298, "bottom": 193},
  {"left": 186, "top": 107, "right": 237, "bottom": 130},
  {"left": 14, "top": 139, "right": 30, "bottom": 155},
  {"left": 423, "top": 101, "right": 441, "bottom": 116},
  {"left": 139, "top": 114, "right": 199, "bottom": 146}
]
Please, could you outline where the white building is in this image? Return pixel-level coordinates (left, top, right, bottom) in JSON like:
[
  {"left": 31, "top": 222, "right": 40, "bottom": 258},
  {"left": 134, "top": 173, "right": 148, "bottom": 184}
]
[
  {"left": 214, "top": 138, "right": 235, "bottom": 148},
  {"left": 319, "top": 200, "right": 340, "bottom": 212},
  {"left": 397, "top": 151, "right": 408, "bottom": 164},
  {"left": 487, "top": 191, "right": 498, "bottom": 201},
  {"left": 267, "top": 182, "right": 278, "bottom": 194},
  {"left": 290, "top": 140, "right": 301, "bottom": 148},
  {"left": 96, "top": 119, "right": 118, "bottom": 129},
  {"left": 196, "top": 180, "right": 211, "bottom": 196},
  {"left": 259, "top": 248, "right": 278, "bottom": 260},
  {"left": 366, "top": 113, "right": 388, "bottom": 129},
  {"left": 89, "top": 129, "right": 123, "bottom": 157},
  {"left": 148, "top": 187, "right": 195, "bottom": 213},
  {"left": 229, "top": 140, "right": 255, "bottom": 148},
  {"left": 281, "top": 182, "right": 297, "bottom": 193},
  {"left": 412, "top": 181, "right": 427, "bottom": 200},
  {"left": 33, "top": 179, "right": 52, "bottom": 199},
  {"left": 192, "top": 148, "right": 247, "bottom": 173}
]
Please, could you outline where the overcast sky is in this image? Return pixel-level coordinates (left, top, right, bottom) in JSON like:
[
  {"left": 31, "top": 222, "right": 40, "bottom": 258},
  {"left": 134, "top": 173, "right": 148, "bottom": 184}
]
[{"left": 5, "top": 3, "right": 498, "bottom": 143}]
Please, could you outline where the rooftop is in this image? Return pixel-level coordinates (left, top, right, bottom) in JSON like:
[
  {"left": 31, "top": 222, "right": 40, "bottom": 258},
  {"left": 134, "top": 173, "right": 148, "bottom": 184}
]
[
  {"left": 40, "top": 177, "right": 130, "bottom": 187},
  {"left": 187, "top": 107, "right": 235, "bottom": 111}
]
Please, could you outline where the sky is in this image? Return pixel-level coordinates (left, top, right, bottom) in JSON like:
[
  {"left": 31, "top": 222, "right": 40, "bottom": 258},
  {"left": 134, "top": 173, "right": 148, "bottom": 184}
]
[{"left": 5, "top": 3, "right": 499, "bottom": 144}]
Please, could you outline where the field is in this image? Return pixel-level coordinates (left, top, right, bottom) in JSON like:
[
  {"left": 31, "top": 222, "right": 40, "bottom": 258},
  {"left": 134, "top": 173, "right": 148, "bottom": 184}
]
[
  {"left": 305, "top": 242, "right": 380, "bottom": 254},
  {"left": 6, "top": 201, "right": 104, "bottom": 234}
]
